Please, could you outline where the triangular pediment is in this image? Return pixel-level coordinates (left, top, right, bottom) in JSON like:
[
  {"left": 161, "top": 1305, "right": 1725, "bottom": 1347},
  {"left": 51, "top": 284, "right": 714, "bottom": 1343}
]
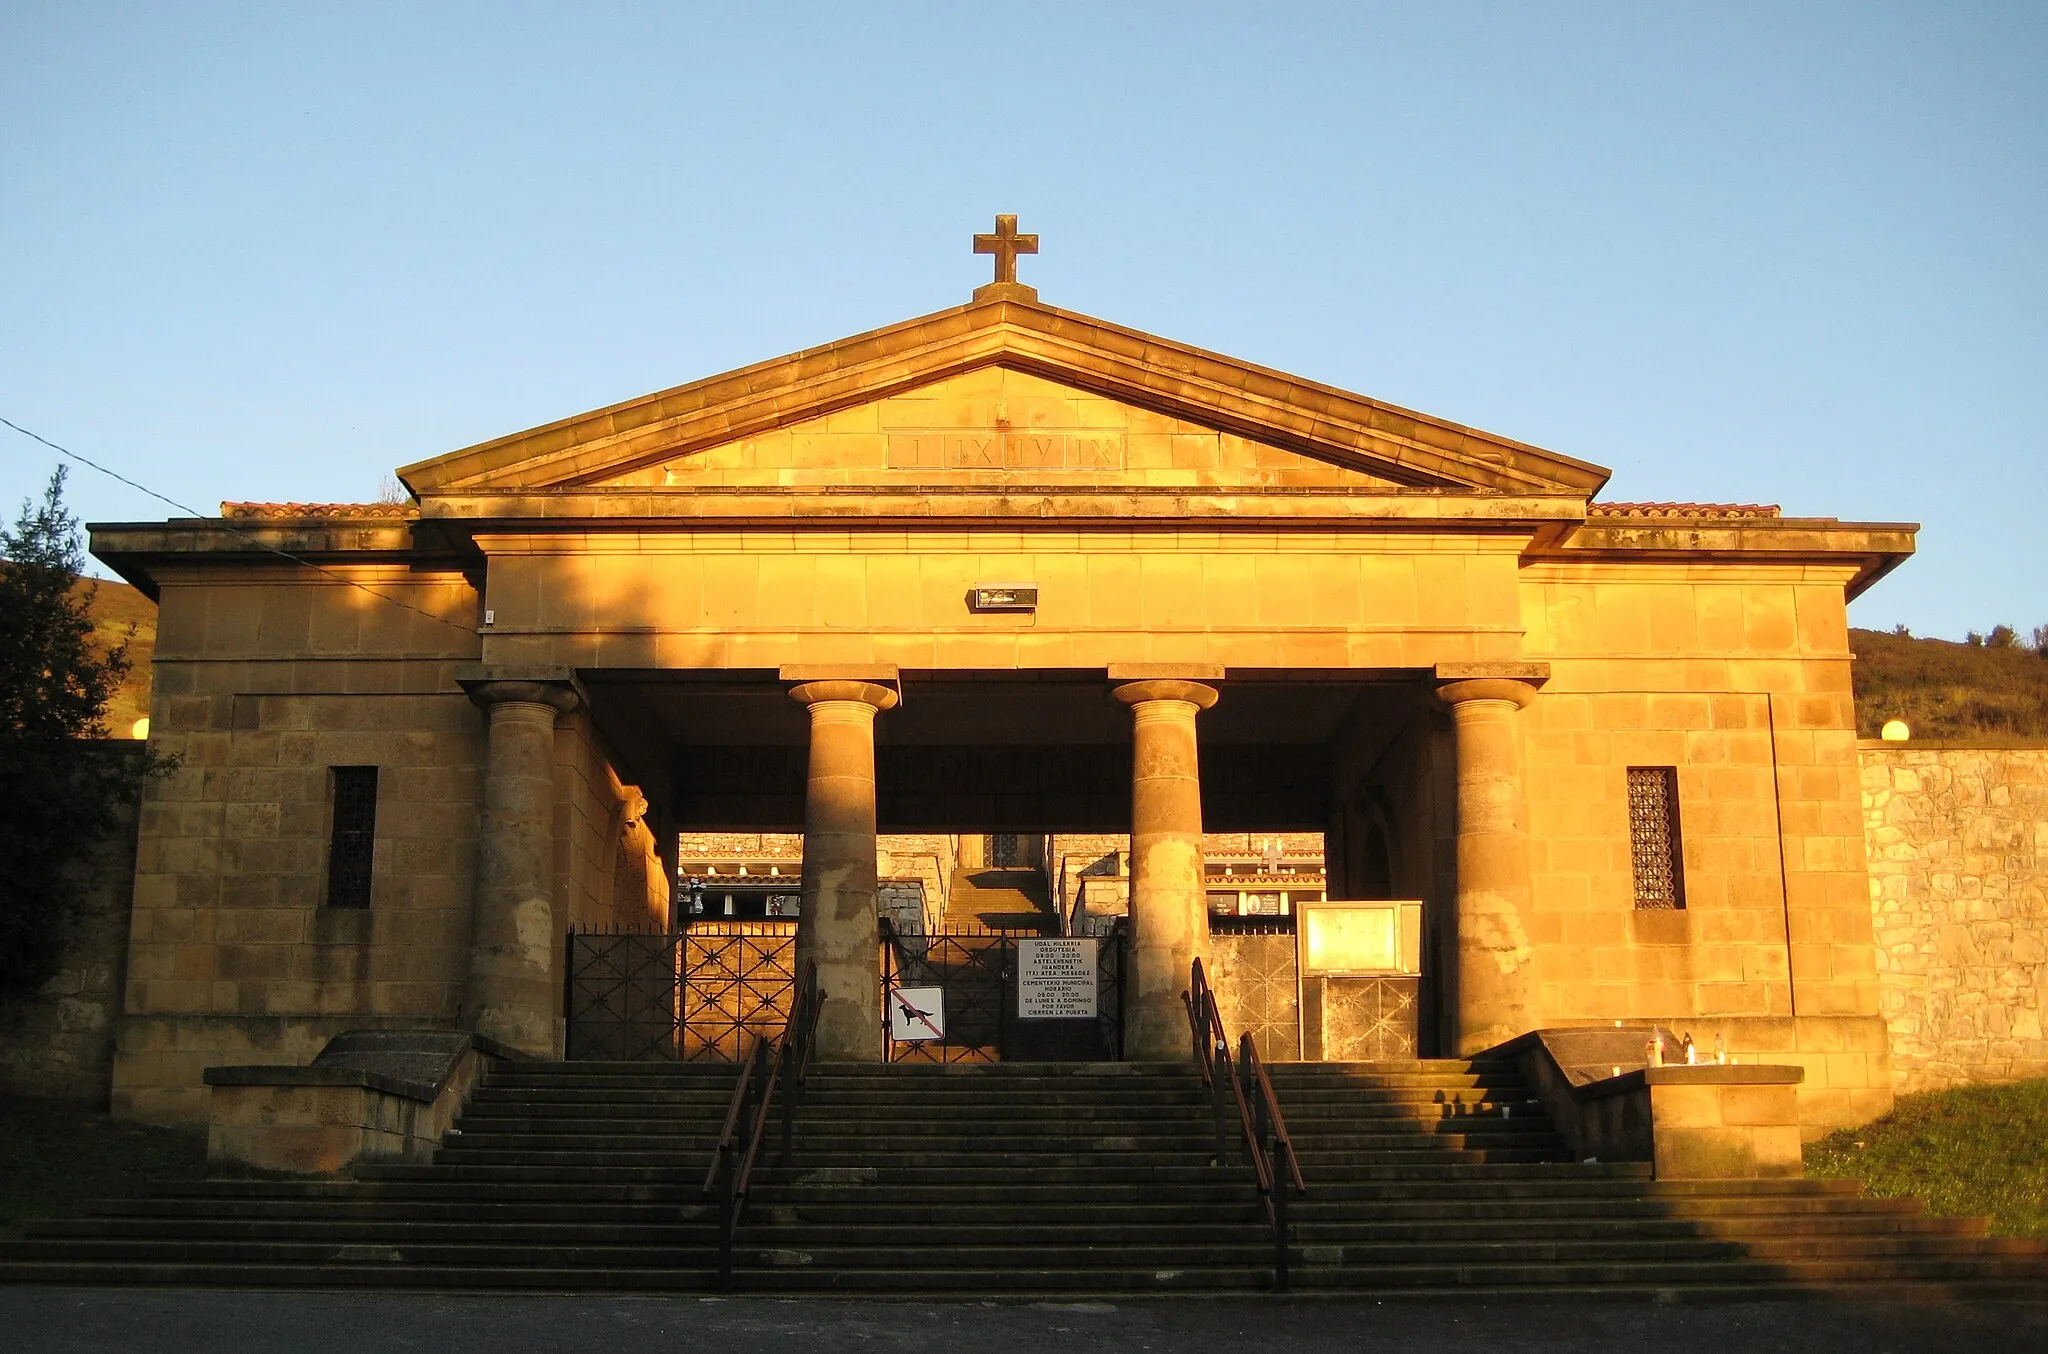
[
  {"left": 594, "top": 368, "right": 1406, "bottom": 491},
  {"left": 398, "top": 298, "right": 1610, "bottom": 497}
]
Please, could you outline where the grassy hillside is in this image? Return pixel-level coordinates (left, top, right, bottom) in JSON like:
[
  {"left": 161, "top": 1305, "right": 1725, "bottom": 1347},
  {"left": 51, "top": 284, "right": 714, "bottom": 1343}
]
[
  {"left": 1806, "top": 1078, "right": 2048, "bottom": 1237},
  {"left": 1851, "top": 627, "right": 2048, "bottom": 740}
]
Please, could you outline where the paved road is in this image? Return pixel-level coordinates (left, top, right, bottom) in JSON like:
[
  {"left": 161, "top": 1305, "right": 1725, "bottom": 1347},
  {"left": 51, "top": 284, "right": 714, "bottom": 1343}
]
[{"left": 4, "top": 1289, "right": 2045, "bottom": 1354}]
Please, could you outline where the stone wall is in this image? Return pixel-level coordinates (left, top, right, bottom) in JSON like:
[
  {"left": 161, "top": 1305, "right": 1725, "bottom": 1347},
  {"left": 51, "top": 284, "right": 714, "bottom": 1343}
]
[
  {"left": 110, "top": 568, "right": 487, "bottom": 1126},
  {"left": 1860, "top": 742, "right": 2048, "bottom": 1092},
  {"left": 0, "top": 750, "right": 141, "bottom": 1103}
]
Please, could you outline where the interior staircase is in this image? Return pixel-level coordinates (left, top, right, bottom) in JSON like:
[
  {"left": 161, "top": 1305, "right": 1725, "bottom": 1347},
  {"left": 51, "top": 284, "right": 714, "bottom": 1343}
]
[{"left": 2, "top": 1057, "right": 2042, "bottom": 1297}]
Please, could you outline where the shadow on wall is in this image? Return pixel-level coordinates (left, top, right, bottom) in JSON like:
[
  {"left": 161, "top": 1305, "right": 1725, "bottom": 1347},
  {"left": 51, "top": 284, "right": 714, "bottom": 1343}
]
[{"left": 0, "top": 746, "right": 142, "bottom": 1105}]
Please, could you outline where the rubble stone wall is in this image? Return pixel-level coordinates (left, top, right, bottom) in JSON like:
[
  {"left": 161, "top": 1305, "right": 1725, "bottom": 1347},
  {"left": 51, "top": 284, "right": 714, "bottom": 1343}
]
[{"left": 1860, "top": 742, "right": 2048, "bottom": 1092}]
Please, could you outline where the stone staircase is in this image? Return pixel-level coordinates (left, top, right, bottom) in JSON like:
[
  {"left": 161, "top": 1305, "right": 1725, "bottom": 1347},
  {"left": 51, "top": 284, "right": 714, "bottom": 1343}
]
[
  {"left": 943, "top": 866, "right": 1056, "bottom": 932},
  {"left": 1266, "top": 1061, "right": 2048, "bottom": 1298},
  {"left": 2, "top": 1057, "right": 2043, "bottom": 1297}
]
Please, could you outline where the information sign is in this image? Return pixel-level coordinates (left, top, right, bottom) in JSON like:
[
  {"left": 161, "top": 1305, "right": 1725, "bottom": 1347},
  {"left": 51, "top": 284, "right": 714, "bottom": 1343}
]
[{"left": 1016, "top": 938, "right": 1098, "bottom": 1019}]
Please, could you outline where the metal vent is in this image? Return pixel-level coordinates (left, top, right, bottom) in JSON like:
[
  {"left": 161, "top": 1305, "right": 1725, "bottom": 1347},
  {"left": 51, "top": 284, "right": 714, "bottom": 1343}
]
[
  {"left": 326, "top": 766, "right": 379, "bottom": 909},
  {"left": 1627, "top": 766, "right": 1685, "bottom": 910}
]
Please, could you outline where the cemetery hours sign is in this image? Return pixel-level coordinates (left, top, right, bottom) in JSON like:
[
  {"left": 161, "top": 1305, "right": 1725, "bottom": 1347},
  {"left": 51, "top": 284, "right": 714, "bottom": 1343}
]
[{"left": 1017, "top": 938, "right": 1097, "bottom": 1019}]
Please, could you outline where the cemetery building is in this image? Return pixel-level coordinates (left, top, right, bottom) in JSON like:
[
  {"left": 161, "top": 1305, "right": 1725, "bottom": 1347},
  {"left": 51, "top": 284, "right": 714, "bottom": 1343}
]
[{"left": 88, "top": 223, "right": 1916, "bottom": 1135}]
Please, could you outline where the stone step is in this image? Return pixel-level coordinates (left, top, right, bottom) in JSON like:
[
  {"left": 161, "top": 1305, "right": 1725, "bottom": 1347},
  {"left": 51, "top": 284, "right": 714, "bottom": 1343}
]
[
  {"left": 749, "top": 1182, "right": 1902, "bottom": 1212},
  {"left": 353, "top": 1156, "right": 1659, "bottom": 1187},
  {"left": 23, "top": 1217, "right": 1272, "bottom": 1247},
  {"left": 77, "top": 1189, "right": 1957, "bottom": 1236},
  {"left": 0, "top": 1261, "right": 732, "bottom": 1290},
  {"left": 10, "top": 1052, "right": 2029, "bottom": 1301},
  {"left": 439, "top": 1132, "right": 1223, "bottom": 1155},
  {"left": 63, "top": 1233, "right": 2027, "bottom": 1278},
  {"left": 427, "top": 1151, "right": 1224, "bottom": 1171},
  {"left": 1, "top": 1257, "right": 2040, "bottom": 1302},
  {"left": 430, "top": 1141, "right": 1567, "bottom": 1168},
  {"left": 1285, "top": 1255, "right": 2048, "bottom": 1288},
  {"left": 0, "top": 1239, "right": 726, "bottom": 1267},
  {"left": 19, "top": 1241, "right": 2020, "bottom": 1294},
  {"left": 451, "top": 1114, "right": 1226, "bottom": 1135},
  {"left": 51, "top": 1212, "right": 1982, "bottom": 1253}
]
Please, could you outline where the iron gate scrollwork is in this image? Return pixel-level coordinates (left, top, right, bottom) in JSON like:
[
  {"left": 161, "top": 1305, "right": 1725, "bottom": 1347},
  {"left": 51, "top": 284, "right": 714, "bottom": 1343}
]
[{"left": 566, "top": 922, "right": 797, "bottom": 1062}]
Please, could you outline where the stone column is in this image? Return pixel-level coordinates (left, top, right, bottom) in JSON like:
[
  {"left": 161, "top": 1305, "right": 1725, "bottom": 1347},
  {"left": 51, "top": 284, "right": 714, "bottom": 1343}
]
[
  {"left": 462, "top": 677, "right": 580, "bottom": 1057},
  {"left": 1436, "top": 674, "right": 1543, "bottom": 1055},
  {"left": 789, "top": 679, "right": 899, "bottom": 1062},
  {"left": 1112, "top": 678, "right": 1220, "bottom": 1061}
]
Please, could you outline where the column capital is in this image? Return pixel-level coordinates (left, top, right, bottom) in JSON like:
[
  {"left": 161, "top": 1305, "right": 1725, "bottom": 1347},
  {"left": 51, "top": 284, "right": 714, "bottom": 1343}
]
[
  {"left": 788, "top": 679, "right": 899, "bottom": 711},
  {"left": 458, "top": 665, "right": 581, "bottom": 716},
  {"left": 1112, "top": 679, "right": 1220, "bottom": 710},
  {"left": 1435, "top": 677, "right": 1541, "bottom": 711}
]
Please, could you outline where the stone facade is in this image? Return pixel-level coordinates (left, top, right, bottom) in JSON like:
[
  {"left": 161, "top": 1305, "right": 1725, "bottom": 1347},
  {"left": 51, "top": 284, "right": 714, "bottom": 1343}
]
[
  {"left": 81, "top": 272, "right": 1924, "bottom": 1132},
  {"left": 1861, "top": 742, "right": 2048, "bottom": 1091}
]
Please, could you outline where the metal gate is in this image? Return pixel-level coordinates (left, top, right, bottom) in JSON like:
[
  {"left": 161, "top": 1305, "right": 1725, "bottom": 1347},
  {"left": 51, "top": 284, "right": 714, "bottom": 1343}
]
[
  {"left": 566, "top": 922, "right": 796, "bottom": 1062},
  {"left": 880, "top": 920, "right": 1126, "bottom": 1064},
  {"left": 569, "top": 919, "right": 1127, "bottom": 1063}
]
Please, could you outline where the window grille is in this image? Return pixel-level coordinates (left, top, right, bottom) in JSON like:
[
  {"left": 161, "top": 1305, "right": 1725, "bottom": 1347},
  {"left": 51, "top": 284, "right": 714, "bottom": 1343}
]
[
  {"left": 1626, "top": 766, "right": 1685, "bottom": 910},
  {"left": 326, "top": 766, "right": 379, "bottom": 909}
]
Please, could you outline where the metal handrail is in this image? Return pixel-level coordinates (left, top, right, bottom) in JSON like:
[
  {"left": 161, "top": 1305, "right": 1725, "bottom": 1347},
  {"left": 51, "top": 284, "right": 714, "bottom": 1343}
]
[
  {"left": 702, "top": 956, "right": 822, "bottom": 1287},
  {"left": 1241, "top": 1032, "right": 1305, "bottom": 1196},
  {"left": 1183, "top": 956, "right": 1305, "bottom": 1290}
]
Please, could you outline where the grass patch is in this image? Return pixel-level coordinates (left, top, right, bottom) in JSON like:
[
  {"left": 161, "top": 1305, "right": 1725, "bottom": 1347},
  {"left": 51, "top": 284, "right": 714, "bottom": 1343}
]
[
  {"left": 0, "top": 1097, "right": 206, "bottom": 1239},
  {"left": 1805, "top": 1079, "right": 2048, "bottom": 1237}
]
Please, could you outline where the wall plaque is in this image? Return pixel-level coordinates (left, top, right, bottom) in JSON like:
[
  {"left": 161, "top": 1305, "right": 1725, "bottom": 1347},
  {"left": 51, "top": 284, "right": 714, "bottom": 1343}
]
[
  {"left": 1017, "top": 938, "right": 1098, "bottom": 1019},
  {"left": 885, "top": 430, "right": 1125, "bottom": 470}
]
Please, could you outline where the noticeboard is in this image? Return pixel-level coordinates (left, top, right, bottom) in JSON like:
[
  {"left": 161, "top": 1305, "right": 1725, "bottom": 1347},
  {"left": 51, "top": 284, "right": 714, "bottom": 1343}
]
[
  {"left": 1296, "top": 900, "right": 1423, "bottom": 976},
  {"left": 1016, "top": 938, "right": 1098, "bottom": 1019}
]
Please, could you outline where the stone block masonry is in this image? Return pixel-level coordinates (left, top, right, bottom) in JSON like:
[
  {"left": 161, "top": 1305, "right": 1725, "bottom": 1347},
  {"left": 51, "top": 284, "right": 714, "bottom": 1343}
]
[{"left": 1860, "top": 742, "right": 2048, "bottom": 1091}]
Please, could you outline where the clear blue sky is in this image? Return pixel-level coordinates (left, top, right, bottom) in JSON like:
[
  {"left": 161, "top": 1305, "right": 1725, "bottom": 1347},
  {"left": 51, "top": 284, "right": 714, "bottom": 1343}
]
[{"left": 3, "top": 2, "right": 2041, "bottom": 638}]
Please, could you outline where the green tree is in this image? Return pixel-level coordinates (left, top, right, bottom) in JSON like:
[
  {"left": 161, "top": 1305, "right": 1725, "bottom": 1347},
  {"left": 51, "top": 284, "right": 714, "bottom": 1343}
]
[{"left": 0, "top": 467, "right": 169, "bottom": 996}]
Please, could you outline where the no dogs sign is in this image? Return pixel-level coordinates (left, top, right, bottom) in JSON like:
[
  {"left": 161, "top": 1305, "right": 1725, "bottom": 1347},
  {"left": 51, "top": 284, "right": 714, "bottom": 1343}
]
[{"left": 887, "top": 986, "right": 946, "bottom": 1041}]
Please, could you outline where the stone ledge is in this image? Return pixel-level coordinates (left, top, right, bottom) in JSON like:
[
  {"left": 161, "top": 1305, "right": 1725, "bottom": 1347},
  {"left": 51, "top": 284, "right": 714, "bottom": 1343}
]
[
  {"left": 203, "top": 1028, "right": 506, "bottom": 1176},
  {"left": 1858, "top": 738, "right": 2048, "bottom": 751},
  {"left": 1499, "top": 1027, "right": 1806, "bottom": 1181},
  {"left": 203, "top": 1064, "right": 440, "bottom": 1103},
  {"left": 1577, "top": 1063, "right": 1805, "bottom": 1101}
]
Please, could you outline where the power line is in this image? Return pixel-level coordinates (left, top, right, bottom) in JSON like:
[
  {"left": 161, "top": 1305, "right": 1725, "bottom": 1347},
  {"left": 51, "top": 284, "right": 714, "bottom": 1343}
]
[{"left": 1, "top": 415, "right": 477, "bottom": 637}]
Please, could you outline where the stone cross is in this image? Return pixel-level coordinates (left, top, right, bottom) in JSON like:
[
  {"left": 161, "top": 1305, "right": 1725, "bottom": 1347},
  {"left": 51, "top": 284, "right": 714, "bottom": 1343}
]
[{"left": 973, "top": 214, "right": 1039, "bottom": 285}]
